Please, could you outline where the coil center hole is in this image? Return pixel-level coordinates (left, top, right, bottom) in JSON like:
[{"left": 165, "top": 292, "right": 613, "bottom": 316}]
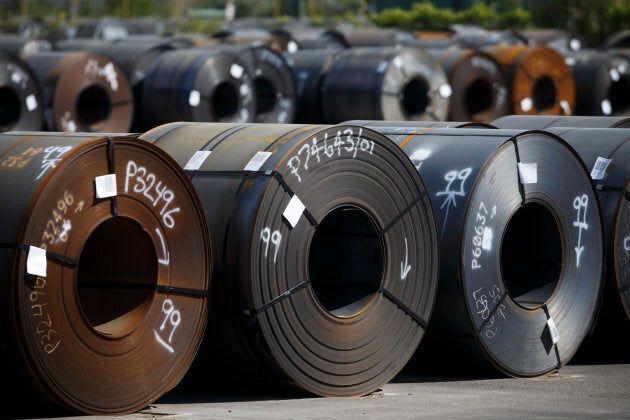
[
  {"left": 465, "top": 78, "right": 493, "bottom": 116},
  {"left": 254, "top": 77, "right": 276, "bottom": 116},
  {"left": 0, "top": 87, "right": 21, "bottom": 130},
  {"left": 501, "top": 202, "right": 562, "bottom": 309},
  {"left": 402, "top": 77, "right": 429, "bottom": 118},
  {"left": 309, "top": 206, "right": 383, "bottom": 317},
  {"left": 77, "top": 217, "right": 157, "bottom": 336},
  {"left": 212, "top": 81, "right": 239, "bottom": 120},
  {"left": 77, "top": 85, "right": 111, "bottom": 130},
  {"left": 532, "top": 76, "right": 557, "bottom": 111}
]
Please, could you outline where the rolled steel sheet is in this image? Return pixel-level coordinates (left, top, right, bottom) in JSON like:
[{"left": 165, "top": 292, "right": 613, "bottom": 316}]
[
  {"left": 141, "top": 48, "right": 255, "bottom": 126},
  {"left": 140, "top": 121, "right": 439, "bottom": 397},
  {"left": 0, "top": 53, "right": 45, "bottom": 131},
  {"left": 321, "top": 47, "right": 450, "bottom": 123},
  {"left": 426, "top": 47, "right": 510, "bottom": 123},
  {"left": 492, "top": 115, "right": 630, "bottom": 129},
  {"left": 518, "top": 28, "right": 584, "bottom": 54},
  {"left": 55, "top": 38, "right": 177, "bottom": 132},
  {"left": 564, "top": 50, "right": 630, "bottom": 116},
  {"left": 283, "top": 49, "right": 339, "bottom": 123},
  {"left": 22, "top": 51, "right": 134, "bottom": 132},
  {"left": 343, "top": 27, "right": 417, "bottom": 47},
  {"left": 288, "top": 27, "right": 349, "bottom": 50},
  {"left": 537, "top": 128, "right": 630, "bottom": 343},
  {"left": 351, "top": 121, "right": 603, "bottom": 377},
  {"left": 483, "top": 45, "right": 576, "bottom": 116},
  {"left": 0, "top": 35, "right": 52, "bottom": 57},
  {"left": 212, "top": 28, "right": 299, "bottom": 54},
  {"left": 0, "top": 132, "right": 211, "bottom": 414},
  {"left": 200, "top": 45, "right": 297, "bottom": 123},
  {"left": 452, "top": 29, "right": 527, "bottom": 49}
]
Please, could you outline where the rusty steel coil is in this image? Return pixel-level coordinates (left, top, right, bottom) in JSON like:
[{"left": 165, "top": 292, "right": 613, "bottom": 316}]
[
  {"left": 564, "top": 50, "right": 630, "bottom": 116},
  {"left": 483, "top": 45, "right": 576, "bottom": 116},
  {"left": 0, "top": 132, "right": 211, "bottom": 415},
  {"left": 426, "top": 47, "right": 510, "bottom": 123},
  {"left": 492, "top": 115, "right": 630, "bottom": 129},
  {"left": 140, "top": 121, "right": 439, "bottom": 397},
  {"left": 141, "top": 48, "right": 255, "bottom": 126},
  {"left": 283, "top": 49, "right": 339, "bottom": 123},
  {"left": 55, "top": 38, "right": 177, "bottom": 132},
  {"left": 351, "top": 121, "right": 603, "bottom": 377},
  {"left": 22, "top": 51, "right": 133, "bottom": 132},
  {"left": 321, "top": 47, "right": 451, "bottom": 123},
  {"left": 0, "top": 53, "right": 45, "bottom": 132}
]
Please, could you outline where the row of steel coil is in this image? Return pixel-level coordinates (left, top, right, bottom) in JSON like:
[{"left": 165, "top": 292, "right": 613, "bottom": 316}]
[
  {"left": 1, "top": 114, "right": 629, "bottom": 416},
  {"left": 0, "top": 28, "right": 628, "bottom": 134}
]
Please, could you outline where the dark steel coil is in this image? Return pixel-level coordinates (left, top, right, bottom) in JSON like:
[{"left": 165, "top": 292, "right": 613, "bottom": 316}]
[
  {"left": 518, "top": 28, "right": 585, "bottom": 54},
  {"left": 483, "top": 45, "right": 576, "bottom": 116},
  {"left": 0, "top": 53, "right": 45, "bottom": 131},
  {"left": 351, "top": 121, "right": 603, "bottom": 377},
  {"left": 141, "top": 48, "right": 255, "bottom": 126},
  {"left": 321, "top": 46, "right": 450, "bottom": 123},
  {"left": 212, "top": 28, "right": 300, "bottom": 54},
  {"left": 0, "top": 34, "right": 52, "bottom": 57},
  {"left": 564, "top": 50, "right": 630, "bottom": 116},
  {"left": 426, "top": 47, "right": 510, "bottom": 123},
  {"left": 283, "top": 49, "right": 339, "bottom": 123},
  {"left": 604, "top": 29, "right": 630, "bottom": 50},
  {"left": 55, "top": 38, "right": 177, "bottom": 132},
  {"left": 22, "top": 51, "right": 134, "bottom": 132},
  {"left": 287, "top": 27, "right": 349, "bottom": 50},
  {"left": 492, "top": 115, "right": 630, "bottom": 129},
  {"left": 343, "top": 27, "right": 417, "bottom": 47},
  {"left": 0, "top": 132, "right": 211, "bottom": 415},
  {"left": 452, "top": 28, "right": 527, "bottom": 49},
  {"left": 140, "top": 121, "right": 439, "bottom": 397}
]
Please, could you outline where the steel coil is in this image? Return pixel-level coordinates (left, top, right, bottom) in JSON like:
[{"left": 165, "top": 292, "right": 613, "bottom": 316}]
[
  {"left": 283, "top": 49, "right": 339, "bottom": 123},
  {"left": 321, "top": 47, "right": 450, "bottom": 123},
  {"left": 140, "top": 121, "right": 439, "bottom": 397},
  {"left": 604, "top": 29, "right": 630, "bottom": 50},
  {"left": 287, "top": 27, "right": 349, "bottom": 50},
  {"left": 22, "top": 51, "right": 134, "bottom": 132},
  {"left": 55, "top": 38, "right": 177, "bottom": 132},
  {"left": 483, "top": 45, "right": 576, "bottom": 116},
  {"left": 0, "top": 53, "right": 45, "bottom": 131},
  {"left": 518, "top": 28, "right": 584, "bottom": 54},
  {"left": 492, "top": 115, "right": 630, "bottom": 129},
  {"left": 564, "top": 50, "right": 630, "bottom": 116},
  {"left": 427, "top": 47, "right": 510, "bottom": 123},
  {"left": 351, "top": 121, "right": 603, "bottom": 377},
  {"left": 0, "top": 132, "right": 211, "bottom": 415},
  {"left": 141, "top": 48, "right": 255, "bottom": 126},
  {"left": 343, "top": 27, "right": 417, "bottom": 47},
  {"left": 0, "top": 35, "right": 51, "bottom": 57}
]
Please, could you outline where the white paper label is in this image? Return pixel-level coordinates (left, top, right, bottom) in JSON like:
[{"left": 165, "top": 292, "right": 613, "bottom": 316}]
[
  {"left": 283, "top": 194, "right": 305, "bottom": 228},
  {"left": 184, "top": 150, "right": 211, "bottom": 171},
  {"left": 25, "top": 94, "right": 38, "bottom": 111},
  {"left": 287, "top": 41, "right": 299, "bottom": 54},
  {"left": 189, "top": 90, "right": 201, "bottom": 107},
  {"left": 27, "top": 246, "right": 47, "bottom": 277},
  {"left": 559, "top": 100, "right": 571, "bottom": 115},
  {"left": 95, "top": 174, "right": 117, "bottom": 198},
  {"left": 482, "top": 227, "right": 493, "bottom": 251},
  {"left": 11, "top": 71, "right": 21, "bottom": 84},
  {"left": 244, "top": 151, "right": 272, "bottom": 171},
  {"left": 610, "top": 68, "right": 620, "bottom": 82},
  {"left": 439, "top": 84, "right": 453, "bottom": 98},
  {"left": 601, "top": 99, "right": 612, "bottom": 115},
  {"left": 230, "top": 63, "right": 244, "bottom": 79},
  {"left": 393, "top": 56, "right": 403, "bottom": 69},
  {"left": 547, "top": 317, "right": 560, "bottom": 344},
  {"left": 517, "top": 162, "right": 538, "bottom": 184},
  {"left": 520, "top": 97, "right": 533, "bottom": 112},
  {"left": 590, "top": 156, "right": 612, "bottom": 180},
  {"left": 377, "top": 61, "right": 388, "bottom": 73}
]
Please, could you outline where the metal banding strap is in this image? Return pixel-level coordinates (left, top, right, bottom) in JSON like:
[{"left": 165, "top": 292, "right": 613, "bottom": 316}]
[
  {"left": 245, "top": 280, "right": 311, "bottom": 315},
  {"left": 106, "top": 137, "right": 118, "bottom": 217},
  {"left": 542, "top": 303, "right": 563, "bottom": 370},
  {"left": 379, "top": 286, "right": 428, "bottom": 329},
  {"left": 474, "top": 291, "right": 508, "bottom": 337},
  {"left": 0, "top": 242, "right": 79, "bottom": 266},
  {"left": 381, "top": 193, "right": 426, "bottom": 236},
  {"left": 511, "top": 137, "right": 526, "bottom": 205},
  {"left": 155, "top": 284, "right": 209, "bottom": 297}
]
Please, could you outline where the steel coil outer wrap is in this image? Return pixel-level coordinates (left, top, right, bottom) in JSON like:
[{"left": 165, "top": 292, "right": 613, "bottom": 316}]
[
  {"left": 0, "top": 133, "right": 211, "bottom": 415},
  {"left": 321, "top": 47, "right": 450, "bottom": 123},
  {"left": 350, "top": 121, "right": 603, "bottom": 377},
  {"left": 140, "top": 121, "right": 439, "bottom": 396},
  {"left": 0, "top": 53, "right": 44, "bottom": 131},
  {"left": 22, "top": 51, "right": 134, "bottom": 132},
  {"left": 483, "top": 45, "right": 576, "bottom": 116},
  {"left": 141, "top": 48, "right": 255, "bottom": 126},
  {"left": 493, "top": 115, "right": 630, "bottom": 129}
]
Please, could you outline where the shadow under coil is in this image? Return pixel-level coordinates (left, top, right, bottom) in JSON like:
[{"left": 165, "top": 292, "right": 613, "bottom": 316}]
[{"left": 140, "top": 121, "right": 439, "bottom": 397}]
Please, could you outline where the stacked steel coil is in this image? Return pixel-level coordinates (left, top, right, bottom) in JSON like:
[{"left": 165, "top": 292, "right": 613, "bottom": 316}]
[
  {"left": 22, "top": 51, "right": 134, "bottom": 132},
  {"left": 0, "top": 52, "right": 45, "bottom": 131},
  {"left": 140, "top": 121, "right": 439, "bottom": 397},
  {"left": 0, "top": 132, "right": 211, "bottom": 415}
]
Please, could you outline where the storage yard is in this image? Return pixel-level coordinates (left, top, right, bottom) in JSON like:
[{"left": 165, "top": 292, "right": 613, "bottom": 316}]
[{"left": 1, "top": 7, "right": 630, "bottom": 418}]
